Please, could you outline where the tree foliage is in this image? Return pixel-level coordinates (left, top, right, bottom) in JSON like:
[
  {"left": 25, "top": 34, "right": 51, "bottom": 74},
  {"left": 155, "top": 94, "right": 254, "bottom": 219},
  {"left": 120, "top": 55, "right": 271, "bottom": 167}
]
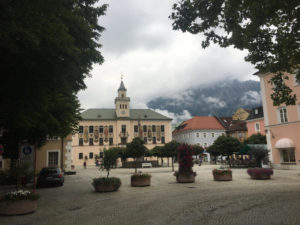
[
  {"left": 164, "top": 141, "right": 180, "bottom": 158},
  {"left": 0, "top": 0, "right": 107, "bottom": 158},
  {"left": 191, "top": 145, "right": 204, "bottom": 156},
  {"left": 248, "top": 147, "right": 269, "bottom": 168},
  {"left": 170, "top": 0, "right": 300, "bottom": 105},
  {"left": 244, "top": 133, "right": 267, "bottom": 145},
  {"left": 213, "top": 135, "right": 242, "bottom": 157},
  {"left": 103, "top": 149, "right": 119, "bottom": 178}
]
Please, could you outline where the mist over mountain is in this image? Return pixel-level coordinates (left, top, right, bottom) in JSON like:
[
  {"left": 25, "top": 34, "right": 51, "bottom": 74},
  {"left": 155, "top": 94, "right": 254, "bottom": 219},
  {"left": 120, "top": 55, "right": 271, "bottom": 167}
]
[{"left": 147, "top": 79, "right": 261, "bottom": 123}]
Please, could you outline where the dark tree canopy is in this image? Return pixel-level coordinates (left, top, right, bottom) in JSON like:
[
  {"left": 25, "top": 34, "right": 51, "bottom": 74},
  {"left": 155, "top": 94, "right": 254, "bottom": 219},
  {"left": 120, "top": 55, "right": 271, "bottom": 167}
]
[
  {"left": 0, "top": 0, "right": 107, "bottom": 158},
  {"left": 213, "top": 135, "right": 242, "bottom": 157},
  {"left": 171, "top": 0, "right": 300, "bottom": 105},
  {"left": 164, "top": 141, "right": 180, "bottom": 157},
  {"left": 244, "top": 133, "right": 267, "bottom": 145}
]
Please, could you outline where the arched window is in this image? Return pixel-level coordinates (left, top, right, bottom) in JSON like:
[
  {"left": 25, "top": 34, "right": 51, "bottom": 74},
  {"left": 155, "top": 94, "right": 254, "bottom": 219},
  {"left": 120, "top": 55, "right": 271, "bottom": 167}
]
[
  {"left": 121, "top": 94, "right": 124, "bottom": 98},
  {"left": 125, "top": 104, "right": 127, "bottom": 109},
  {"left": 120, "top": 104, "right": 121, "bottom": 109}
]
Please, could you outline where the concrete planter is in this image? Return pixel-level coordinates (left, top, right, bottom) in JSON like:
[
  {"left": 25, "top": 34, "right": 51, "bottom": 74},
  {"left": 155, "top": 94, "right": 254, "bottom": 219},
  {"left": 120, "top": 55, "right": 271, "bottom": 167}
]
[
  {"left": 95, "top": 183, "right": 120, "bottom": 192},
  {"left": 0, "top": 200, "right": 37, "bottom": 216},
  {"left": 213, "top": 171, "right": 232, "bottom": 181},
  {"left": 131, "top": 176, "right": 151, "bottom": 187},
  {"left": 247, "top": 168, "right": 273, "bottom": 180},
  {"left": 176, "top": 173, "right": 195, "bottom": 183}
]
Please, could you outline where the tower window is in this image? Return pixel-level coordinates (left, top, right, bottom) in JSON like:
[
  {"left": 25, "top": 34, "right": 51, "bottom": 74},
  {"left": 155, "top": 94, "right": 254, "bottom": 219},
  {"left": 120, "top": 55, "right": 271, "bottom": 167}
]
[
  {"left": 125, "top": 104, "right": 127, "bottom": 109},
  {"left": 120, "top": 104, "right": 121, "bottom": 109},
  {"left": 121, "top": 94, "right": 124, "bottom": 98}
]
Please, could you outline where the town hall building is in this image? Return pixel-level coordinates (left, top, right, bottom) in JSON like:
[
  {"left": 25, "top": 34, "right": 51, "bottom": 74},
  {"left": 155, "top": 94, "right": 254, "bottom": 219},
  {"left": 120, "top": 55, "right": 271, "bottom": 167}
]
[{"left": 72, "top": 80, "right": 172, "bottom": 166}]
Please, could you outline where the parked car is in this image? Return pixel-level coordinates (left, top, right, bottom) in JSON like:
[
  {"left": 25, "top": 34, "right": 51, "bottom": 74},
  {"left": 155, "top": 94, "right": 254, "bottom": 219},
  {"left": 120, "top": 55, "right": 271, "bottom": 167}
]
[{"left": 37, "top": 167, "right": 64, "bottom": 187}]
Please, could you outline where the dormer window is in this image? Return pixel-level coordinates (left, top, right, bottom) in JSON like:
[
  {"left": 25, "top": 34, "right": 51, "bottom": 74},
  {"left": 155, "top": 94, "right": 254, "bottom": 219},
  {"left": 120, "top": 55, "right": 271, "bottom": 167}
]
[
  {"left": 254, "top": 109, "right": 258, "bottom": 115},
  {"left": 121, "top": 94, "right": 124, "bottom": 98}
]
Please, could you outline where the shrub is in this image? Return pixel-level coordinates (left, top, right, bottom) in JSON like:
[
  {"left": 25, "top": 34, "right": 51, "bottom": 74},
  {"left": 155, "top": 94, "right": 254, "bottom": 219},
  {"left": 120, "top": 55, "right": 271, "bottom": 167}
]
[
  {"left": 213, "top": 168, "right": 232, "bottom": 175},
  {"left": 247, "top": 168, "right": 273, "bottom": 176},
  {"left": 92, "top": 177, "right": 121, "bottom": 189},
  {"left": 2, "top": 189, "right": 39, "bottom": 201},
  {"left": 131, "top": 173, "right": 151, "bottom": 180},
  {"left": 177, "top": 144, "right": 194, "bottom": 174}
]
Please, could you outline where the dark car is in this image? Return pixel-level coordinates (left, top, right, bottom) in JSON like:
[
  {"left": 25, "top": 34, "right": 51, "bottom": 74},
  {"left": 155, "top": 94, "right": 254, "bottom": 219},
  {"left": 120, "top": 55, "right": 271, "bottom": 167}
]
[{"left": 37, "top": 167, "right": 64, "bottom": 187}]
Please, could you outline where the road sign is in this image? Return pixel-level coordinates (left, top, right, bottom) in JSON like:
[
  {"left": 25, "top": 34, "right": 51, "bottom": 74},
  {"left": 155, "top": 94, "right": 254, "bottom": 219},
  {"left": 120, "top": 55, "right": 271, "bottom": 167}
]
[{"left": 22, "top": 146, "right": 32, "bottom": 155}]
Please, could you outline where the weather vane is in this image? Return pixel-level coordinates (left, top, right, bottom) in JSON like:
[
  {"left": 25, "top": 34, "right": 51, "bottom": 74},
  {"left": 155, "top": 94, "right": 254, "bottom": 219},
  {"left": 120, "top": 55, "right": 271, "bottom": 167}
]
[{"left": 121, "top": 72, "right": 124, "bottom": 81}]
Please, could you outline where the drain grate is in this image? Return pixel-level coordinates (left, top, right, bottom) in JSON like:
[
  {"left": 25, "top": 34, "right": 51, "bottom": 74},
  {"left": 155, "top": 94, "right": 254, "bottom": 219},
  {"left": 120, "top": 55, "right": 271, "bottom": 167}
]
[{"left": 188, "top": 186, "right": 196, "bottom": 189}]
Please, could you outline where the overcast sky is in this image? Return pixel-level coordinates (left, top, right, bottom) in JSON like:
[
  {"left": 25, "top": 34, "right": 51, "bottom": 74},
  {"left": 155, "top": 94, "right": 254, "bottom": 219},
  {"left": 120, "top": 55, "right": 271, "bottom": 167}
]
[{"left": 78, "top": 0, "right": 257, "bottom": 112}]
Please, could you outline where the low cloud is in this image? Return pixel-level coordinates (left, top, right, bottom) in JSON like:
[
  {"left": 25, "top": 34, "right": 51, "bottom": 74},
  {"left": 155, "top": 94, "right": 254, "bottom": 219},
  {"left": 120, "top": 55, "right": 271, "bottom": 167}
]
[
  {"left": 240, "top": 91, "right": 261, "bottom": 105},
  {"left": 152, "top": 109, "right": 192, "bottom": 124}
]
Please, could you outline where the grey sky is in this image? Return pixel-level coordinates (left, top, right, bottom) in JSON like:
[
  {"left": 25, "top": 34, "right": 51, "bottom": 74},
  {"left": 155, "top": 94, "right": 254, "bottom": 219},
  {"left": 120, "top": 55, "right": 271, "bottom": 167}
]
[{"left": 78, "top": 0, "right": 257, "bottom": 112}]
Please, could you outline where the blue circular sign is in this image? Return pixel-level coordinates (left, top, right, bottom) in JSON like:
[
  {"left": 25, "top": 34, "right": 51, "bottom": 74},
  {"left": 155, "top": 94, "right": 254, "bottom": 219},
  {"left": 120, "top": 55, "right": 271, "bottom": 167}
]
[{"left": 22, "top": 146, "right": 32, "bottom": 155}]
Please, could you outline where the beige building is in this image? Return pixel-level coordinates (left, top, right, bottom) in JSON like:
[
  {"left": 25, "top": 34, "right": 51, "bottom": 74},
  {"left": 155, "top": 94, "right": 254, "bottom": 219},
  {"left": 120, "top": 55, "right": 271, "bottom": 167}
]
[{"left": 72, "top": 80, "right": 172, "bottom": 166}]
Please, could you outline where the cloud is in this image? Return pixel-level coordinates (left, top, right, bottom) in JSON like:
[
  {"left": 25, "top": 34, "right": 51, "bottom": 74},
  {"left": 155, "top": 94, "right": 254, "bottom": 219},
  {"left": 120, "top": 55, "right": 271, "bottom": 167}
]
[
  {"left": 78, "top": 0, "right": 257, "bottom": 110},
  {"left": 152, "top": 109, "right": 192, "bottom": 124},
  {"left": 240, "top": 91, "right": 262, "bottom": 105},
  {"left": 204, "top": 96, "right": 227, "bottom": 108}
]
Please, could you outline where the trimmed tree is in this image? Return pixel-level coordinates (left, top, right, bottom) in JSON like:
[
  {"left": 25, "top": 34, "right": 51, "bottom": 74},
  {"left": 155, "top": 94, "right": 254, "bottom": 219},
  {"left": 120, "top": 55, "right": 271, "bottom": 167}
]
[
  {"left": 213, "top": 136, "right": 242, "bottom": 167},
  {"left": 102, "top": 149, "right": 119, "bottom": 178},
  {"left": 206, "top": 144, "right": 220, "bottom": 164},
  {"left": 126, "top": 137, "right": 147, "bottom": 174},
  {"left": 244, "top": 134, "right": 267, "bottom": 145},
  {"left": 164, "top": 141, "right": 180, "bottom": 171}
]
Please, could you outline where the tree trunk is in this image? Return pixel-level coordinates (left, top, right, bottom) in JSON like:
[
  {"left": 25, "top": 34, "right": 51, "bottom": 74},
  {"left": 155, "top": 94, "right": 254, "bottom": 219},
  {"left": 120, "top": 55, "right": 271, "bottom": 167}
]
[
  {"left": 167, "top": 157, "right": 169, "bottom": 167},
  {"left": 171, "top": 156, "right": 174, "bottom": 172},
  {"left": 134, "top": 158, "right": 137, "bottom": 174}
]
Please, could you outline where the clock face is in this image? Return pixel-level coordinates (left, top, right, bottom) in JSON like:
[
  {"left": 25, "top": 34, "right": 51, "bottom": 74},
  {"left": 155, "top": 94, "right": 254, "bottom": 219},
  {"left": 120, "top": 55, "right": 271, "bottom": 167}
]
[{"left": 121, "top": 110, "right": 125, "bottom": 115}]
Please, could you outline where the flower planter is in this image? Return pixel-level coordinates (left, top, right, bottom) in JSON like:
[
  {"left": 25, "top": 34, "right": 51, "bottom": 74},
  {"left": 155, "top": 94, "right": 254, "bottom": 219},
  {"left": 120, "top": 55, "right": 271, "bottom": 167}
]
[
  {"left": 94, "top": 183, "right": 120, "bottom": 192},
  {"left": 176, "top": 173, "right": 195, "bottom": 183},
  {"left": 212, "top": 169, "right": 232, "bottom": 181},
  {"left": 131, "top": 176, "right": 151, "bottom": 187},
  {"left": 247, "top": 168, "right": 273, "bottom": 180},
  {"left": 0, "top": 199, "right": 37, "bottom": 216}
]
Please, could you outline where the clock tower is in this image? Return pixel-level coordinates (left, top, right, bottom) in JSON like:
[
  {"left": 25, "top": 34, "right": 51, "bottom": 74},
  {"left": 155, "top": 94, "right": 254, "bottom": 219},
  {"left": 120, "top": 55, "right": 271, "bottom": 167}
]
[{"left": 115, "top": 79, "right": 130, "bottom": 118}]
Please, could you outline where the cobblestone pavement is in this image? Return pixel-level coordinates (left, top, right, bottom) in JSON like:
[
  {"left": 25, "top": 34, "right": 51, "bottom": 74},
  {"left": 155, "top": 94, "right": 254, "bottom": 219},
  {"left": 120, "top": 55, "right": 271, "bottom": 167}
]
[{"left": 1, "top": 165, "right": 300, "bottom": 225}]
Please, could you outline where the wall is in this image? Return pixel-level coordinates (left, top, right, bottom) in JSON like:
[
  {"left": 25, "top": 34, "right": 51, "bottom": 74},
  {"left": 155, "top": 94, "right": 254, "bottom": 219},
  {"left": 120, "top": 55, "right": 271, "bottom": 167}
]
[{"left": 247, "top": 118, "right": 265, "bottom": 136}]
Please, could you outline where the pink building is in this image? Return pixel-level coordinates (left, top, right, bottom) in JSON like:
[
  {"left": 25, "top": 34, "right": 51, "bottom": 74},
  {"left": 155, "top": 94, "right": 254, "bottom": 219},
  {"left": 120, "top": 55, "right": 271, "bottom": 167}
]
[
  {"left": 246, "top": 106, "right": 265, "bottom": 137},
  {"left": 256, "top": 71, "right": 300, "bottom": 169}
]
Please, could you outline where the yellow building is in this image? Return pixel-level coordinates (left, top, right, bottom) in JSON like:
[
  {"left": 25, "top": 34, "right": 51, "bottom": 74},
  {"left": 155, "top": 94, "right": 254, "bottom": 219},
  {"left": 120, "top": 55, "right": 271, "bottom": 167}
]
[{"left": 72, "top": 80, "right": 172, "bottom": 166}]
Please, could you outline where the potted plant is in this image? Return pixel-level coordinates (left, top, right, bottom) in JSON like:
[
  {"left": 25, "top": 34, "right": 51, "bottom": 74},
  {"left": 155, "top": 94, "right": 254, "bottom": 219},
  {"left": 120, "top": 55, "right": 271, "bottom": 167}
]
[
  {"left": 92, "top": 149, "right": 121, "bottom": 192},
  {"left": 127, "top": 137, "right": 151, "bottom": 187},
  {"left": 131, "top": 172, "right": 151, "bottom": 187},
  {"left": 0, "top": 189, "right": 39, "bottom": 215},
  {"left": 247, "top": 168, "right": 273, "bottom": 180},
  {"left": 212, "top": 168, "right": 232, "bottom": 181},
  {"left": 174, "top": 144, "right": 196, "bottom": 183}
]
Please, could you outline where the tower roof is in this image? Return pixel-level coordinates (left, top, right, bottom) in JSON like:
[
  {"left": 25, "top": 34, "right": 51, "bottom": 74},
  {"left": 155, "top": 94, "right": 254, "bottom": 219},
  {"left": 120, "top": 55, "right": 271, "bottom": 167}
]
[{"left": 118, "top": 81, "right": 127, "bottom": 91}]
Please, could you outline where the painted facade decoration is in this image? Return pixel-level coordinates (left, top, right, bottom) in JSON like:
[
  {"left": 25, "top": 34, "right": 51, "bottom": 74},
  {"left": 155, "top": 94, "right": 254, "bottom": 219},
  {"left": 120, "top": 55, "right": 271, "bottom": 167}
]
[
  {"left": 256, "top": 71, "right": 300, "bottom": 169},
  {"left": 72, "top": 80, "right": 172, "bottom": 166}
]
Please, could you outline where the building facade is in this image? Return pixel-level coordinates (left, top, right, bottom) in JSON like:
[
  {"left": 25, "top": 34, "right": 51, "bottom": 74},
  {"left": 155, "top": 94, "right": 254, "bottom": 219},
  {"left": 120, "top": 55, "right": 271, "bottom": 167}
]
[
  {"left": 246, "top": 106, "right": 265, "bottom": 137},
  {"left": 257, "top": 71, "right": 300, "bottom": 169},
  {"left": 72, "top": 81, "right": 172, "bottom": 166},
  {"left": 172, "top": 116, "right": 226, "bottom": 161}
]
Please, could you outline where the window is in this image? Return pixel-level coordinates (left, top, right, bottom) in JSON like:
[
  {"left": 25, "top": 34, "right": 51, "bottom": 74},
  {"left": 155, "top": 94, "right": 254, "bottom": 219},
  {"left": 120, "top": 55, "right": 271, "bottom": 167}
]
[
  {"left": 152, "top": 125, "right": 156, "bottom": 132},
  {"left": 122, "top": 125, "right": 126, "bottom": 133},
  {"left": 282, "top": 149, "right": 296, "bottom": 163},
  {"left": 89, "top": 126, "right": 94, "bottom": 133},
  {"left": 255, "top": 123, "right": 260, "bottom": 131},
  {"left": 79, "top": 153, "right": 83, "bottom": 159},
  {"left": 100, "top": 152, "right": 104, "bottom": 158},
  {"left": 79, "top": 126, "right": 83, "bottom": 133},
  {"left": 143, "top": 125, "right": 147, "bottom": 132},
  {"left": 121, "top": 94, "right": 124, "bottom": 98},
  {"left": 144, "top": 137, "right": 147, "bottom": 143},
  {"left": 153, "top": 137, "right": 156, "bottom": 144},
  {"left": 48, "top": 151, "right": 59, "bottom": 166},
  {"left": 278, "top": 108, "right": 288, "bottom": 123},
  {"left": 125, "top": 104, "right": 127, "bottom": 109},
  {"left": 89, "top": 138, "right": 93, "bottom": 146},
  {"left": 134, "top": 125, "right": 138, "bottom": 132},
  {"left": 99, "top": 138, "right": 103, "bottom": 145},
  {"left": 120, "top": 104, "right": 121, "bottom": 109},
  {"left": 254, "top": 109, "right": 258, "bottom": 115},
  {"left": 161, "top": 136, "right": 165, "bottom": 144},
  {"left": 79, "top": 138, "right": 83, "bottom": 146},
  {"left": 161, "top": 125, "right": 165, "bottom": 132},
  {"left": 204, "top": 143, "right": 207, "bottom": 148},
  {"left": 109, "top": 125, "right": 113, "bottom": 133},
  {"left": 203, "top": 133, "right": 207, "bottom": 138},
  {"left": 211, "top": 133, "right": 215, "bottom": 138},
  {"left": 109, "top": 138, "right": 113, "bottom": 145},
  {"left": 89, "top": 152, "right": 93, "bottom": 159},
  {"left": 99, "top": 126, "right": 103, "bottom": 133},
  {"left": 196, "top": 133, "right": 199, "bottom": 138}
]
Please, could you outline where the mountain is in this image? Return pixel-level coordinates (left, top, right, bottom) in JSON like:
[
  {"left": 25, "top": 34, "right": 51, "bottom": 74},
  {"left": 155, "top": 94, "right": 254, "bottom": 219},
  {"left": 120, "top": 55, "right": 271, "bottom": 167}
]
[{"left": 147, "top": 79, "right": 261, "bottom": 117}]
